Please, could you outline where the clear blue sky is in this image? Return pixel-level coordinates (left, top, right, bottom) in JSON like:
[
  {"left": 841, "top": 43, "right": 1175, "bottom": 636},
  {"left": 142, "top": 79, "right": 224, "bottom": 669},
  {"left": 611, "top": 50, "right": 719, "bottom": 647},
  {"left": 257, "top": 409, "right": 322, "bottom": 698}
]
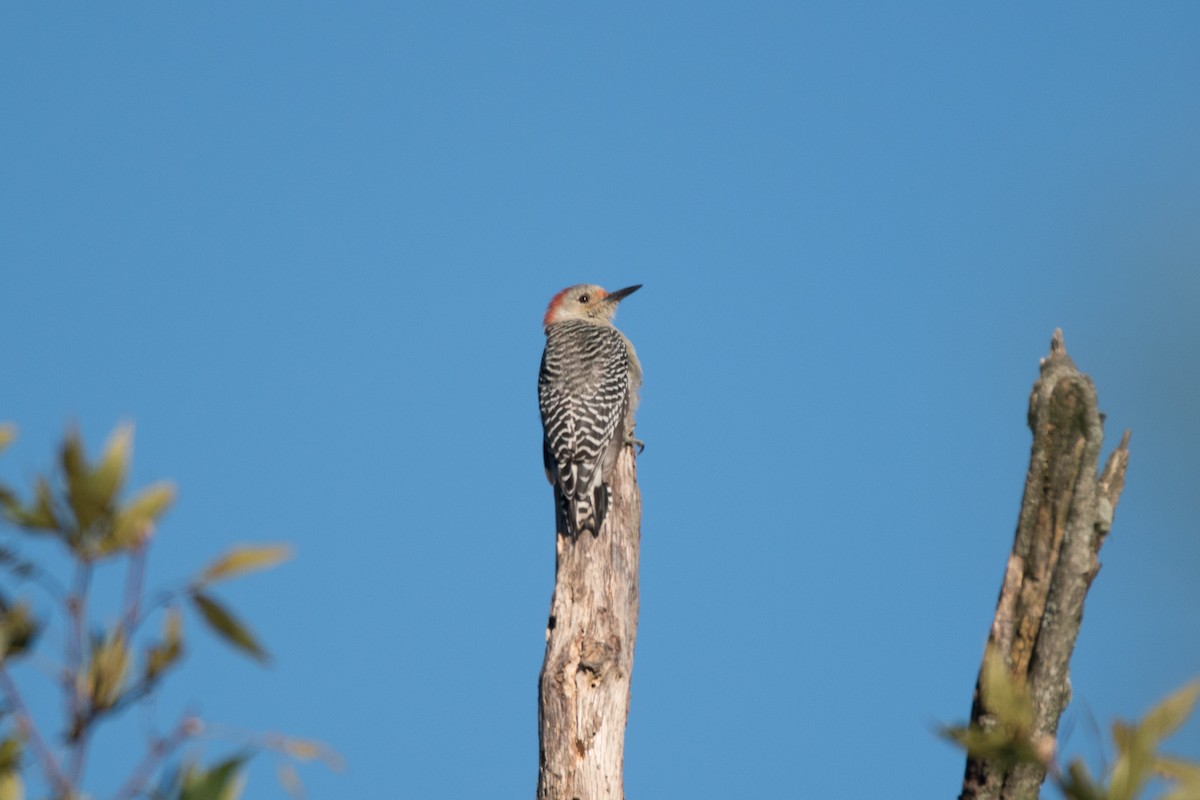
[{"left": 2, "top": 3, "right": 1199, "bottom": 798}]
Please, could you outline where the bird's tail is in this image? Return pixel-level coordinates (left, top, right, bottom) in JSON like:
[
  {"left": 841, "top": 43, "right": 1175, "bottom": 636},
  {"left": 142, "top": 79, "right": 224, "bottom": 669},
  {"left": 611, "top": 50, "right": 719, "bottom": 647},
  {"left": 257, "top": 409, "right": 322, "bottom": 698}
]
[{"left": 557, "top": 484, "right": 608, "bottom": 538}]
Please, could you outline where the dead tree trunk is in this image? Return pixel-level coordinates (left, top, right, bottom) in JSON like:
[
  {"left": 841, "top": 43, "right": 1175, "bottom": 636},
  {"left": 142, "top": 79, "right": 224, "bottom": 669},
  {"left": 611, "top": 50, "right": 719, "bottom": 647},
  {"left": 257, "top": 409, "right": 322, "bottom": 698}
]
[
  {"left": 960, "top": 329, "right": 1131, "bottom": 800},
  {"left": 537, "top": 444, "right": 641, "bottom": 800}
]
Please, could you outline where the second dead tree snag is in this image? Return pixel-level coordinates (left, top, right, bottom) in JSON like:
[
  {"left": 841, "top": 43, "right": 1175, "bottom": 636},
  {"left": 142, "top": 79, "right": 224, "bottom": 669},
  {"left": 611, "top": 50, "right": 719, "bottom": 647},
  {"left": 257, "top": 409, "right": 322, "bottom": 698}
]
[{"left": 960, "top": 329, "right": 1131, "bottom": 800}]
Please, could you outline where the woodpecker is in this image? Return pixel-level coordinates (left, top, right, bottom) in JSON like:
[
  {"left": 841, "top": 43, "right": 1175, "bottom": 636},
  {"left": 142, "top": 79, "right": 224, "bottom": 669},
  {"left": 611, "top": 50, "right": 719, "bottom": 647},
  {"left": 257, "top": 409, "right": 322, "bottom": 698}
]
[{"left": 538, "top": 283, "right": 642, "bottom": 538}]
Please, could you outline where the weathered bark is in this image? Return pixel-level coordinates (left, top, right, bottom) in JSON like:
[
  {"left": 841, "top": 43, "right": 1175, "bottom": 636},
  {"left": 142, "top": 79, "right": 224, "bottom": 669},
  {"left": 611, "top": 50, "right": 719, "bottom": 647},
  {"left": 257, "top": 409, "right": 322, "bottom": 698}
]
[
  {"left": 960, "top": 330, "right": 1131, "bottom": 800},
  {"left": 537, "top": 444, "right": 640, "bottom": 800}
]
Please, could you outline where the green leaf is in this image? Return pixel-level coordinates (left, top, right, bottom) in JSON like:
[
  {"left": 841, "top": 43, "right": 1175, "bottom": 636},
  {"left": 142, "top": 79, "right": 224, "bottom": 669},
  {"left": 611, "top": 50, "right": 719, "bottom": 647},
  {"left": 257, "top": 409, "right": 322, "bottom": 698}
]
[
  {"left": 92, "top": 423, "right": 133, "bottom": 505},
  {"left": 1160, "top": 785, "right": 1200, "bottom": 800},
  {"left": 87, "top": 630, "right": 131, "bottom": 711},
  {"left": 980, "top": 645, "right": 1034, "bottom": 733},
  {"left": 1157, "top": 754, "right": 1200, "bottom": 783},
  {"left": 33, "top": 477, "right": 60, "bottom": 529},
  {"left": 109, "top": 481, "right": 177, "bottom": 551},
  {"left": 192, "top": 592, "right": 269, "bottom": 664},
  {"left": 60, "top": 429, "right": 87, "bottom": 487},
  {"left": 276, "top": 762, "right": 303, "bottom": 799},
  {"left": 62, "top": 428, "right": 115, "bottom": 533},
  {"left": 1057, "top": 759, "right": 1105, "bottom": 800},
  {"left": 145, "top": 608, "right": 185, "bottom": 682},
  {"left": 5, "top": 477, "right": 61, "bottom": 533},
  {"left": 939, "top": 646, "right": 1043, "bottom": 770},
  {"left": 179, "top": 755, "right": 248, "bottom": 800},
  {"left": 281, "top": 737, "right": 345, "bottom": 770},
  {"left": 0, "top": 602, "right": 39, "bottom": 660},
  {"left": 283, "top": 738, "right": 319, "bottom": 760},
  {"left": 0, "top": 771, "right": 22, "bottom": 800},
  {"left": 200, "top": 544, "right": 293, "bottom": 585},
  {"left": 1158, "top": 753, "right": 1200, "bottom": 800},
  {"left": 940, "top": 722, "right": 1044, "bottom": 768},
  {"left": 1112, "top": 719, "right": 1136, "bottom": 751},
  {"left": 1109, "top": 680, "right": 1200, "bottom": 800},
  {"left": 0, "top": 484, "right": 16, "bottom": 513},
  {"left": 0, "top": 424, "right": 15, "bottom": 453},
  {"left": 1141, "top": 680, "right": 1200, "bottom": 742},
  {"left": 1109, "top": 722, "right": 1155, "bottom": 800},
  {"left": 0, "top": 735, "right": 23, "bottom": 771}
]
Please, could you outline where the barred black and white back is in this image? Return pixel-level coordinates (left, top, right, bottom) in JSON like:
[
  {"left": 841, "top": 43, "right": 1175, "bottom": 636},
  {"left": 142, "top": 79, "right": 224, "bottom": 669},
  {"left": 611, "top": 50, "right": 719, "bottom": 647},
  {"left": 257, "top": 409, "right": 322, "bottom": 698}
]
[{"left": 539, "top": 318, "right": 635, "bottom": 538}]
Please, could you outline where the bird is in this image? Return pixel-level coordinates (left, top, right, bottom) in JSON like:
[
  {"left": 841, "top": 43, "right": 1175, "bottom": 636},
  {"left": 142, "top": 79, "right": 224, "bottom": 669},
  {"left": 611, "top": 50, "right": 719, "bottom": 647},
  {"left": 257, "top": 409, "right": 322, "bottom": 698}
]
[{"left": 538, "top": 283, "right": 642, "bottom": 538}]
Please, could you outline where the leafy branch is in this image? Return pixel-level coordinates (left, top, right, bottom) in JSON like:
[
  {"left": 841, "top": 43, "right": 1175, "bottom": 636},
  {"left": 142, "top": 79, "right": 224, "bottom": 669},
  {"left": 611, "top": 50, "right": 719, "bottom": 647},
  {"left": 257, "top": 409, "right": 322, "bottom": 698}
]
[
  {"left": 945, "top": 646, "right": 1200, "bottom": 800},
  {"left": 0, "top": 423, "right": 337, "bottom": 800}
]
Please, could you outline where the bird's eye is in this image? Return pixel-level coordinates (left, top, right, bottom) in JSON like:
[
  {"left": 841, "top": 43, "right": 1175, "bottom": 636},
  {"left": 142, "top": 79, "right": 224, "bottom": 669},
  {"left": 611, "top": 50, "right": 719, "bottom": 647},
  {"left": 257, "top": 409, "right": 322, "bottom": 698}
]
[{"left": 578, "top": 294, "right": 590, "bottom": 303}]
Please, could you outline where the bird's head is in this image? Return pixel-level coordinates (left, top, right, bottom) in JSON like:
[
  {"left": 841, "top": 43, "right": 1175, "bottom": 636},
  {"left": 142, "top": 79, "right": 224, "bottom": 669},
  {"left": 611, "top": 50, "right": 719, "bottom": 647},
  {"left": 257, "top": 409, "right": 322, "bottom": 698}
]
[{"left": 543, "top": 283, "right": 641, "bottom": 327}]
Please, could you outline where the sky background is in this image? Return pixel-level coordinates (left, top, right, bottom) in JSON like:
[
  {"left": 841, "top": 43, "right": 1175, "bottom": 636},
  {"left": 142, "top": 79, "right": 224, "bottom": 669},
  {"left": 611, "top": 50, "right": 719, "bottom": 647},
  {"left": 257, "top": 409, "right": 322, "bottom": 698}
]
[{"left": 2, "top": 3, "right": 1199, "bottom": 798}]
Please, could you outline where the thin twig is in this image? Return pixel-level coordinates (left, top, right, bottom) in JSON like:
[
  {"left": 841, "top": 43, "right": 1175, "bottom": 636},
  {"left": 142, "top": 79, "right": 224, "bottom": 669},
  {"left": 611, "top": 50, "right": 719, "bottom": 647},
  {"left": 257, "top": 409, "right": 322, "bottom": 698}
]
[
  {"left": 0, "top": 663, "right": 72, "bottom": 795},
  {"left": 67, "top": 727, "right": 91, "bottom": 789},
  {"left": 129, "top": 588, "right": 183, "bottom": 639},
  {"left": 66, "top": 560, "right": 92, "bottom": 736},
  {"left": 121, "top": 544, "right": 148, "bottom": 635},
  {"left": 0, "top": 545, "right": 67, "bottom": 601},
  {"left": 111, "top": 713, "right": 197, "bottom": 800},
  {"left": 65, "top": 559, "right": 95, "bottom": 789}
]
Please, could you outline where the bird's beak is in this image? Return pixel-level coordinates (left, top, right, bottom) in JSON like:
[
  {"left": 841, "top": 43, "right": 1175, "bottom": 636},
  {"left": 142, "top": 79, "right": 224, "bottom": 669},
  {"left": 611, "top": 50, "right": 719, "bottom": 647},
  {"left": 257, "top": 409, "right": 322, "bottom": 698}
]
[{"left": 604, "top": 284, "right": 642, "bottom": 304}]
